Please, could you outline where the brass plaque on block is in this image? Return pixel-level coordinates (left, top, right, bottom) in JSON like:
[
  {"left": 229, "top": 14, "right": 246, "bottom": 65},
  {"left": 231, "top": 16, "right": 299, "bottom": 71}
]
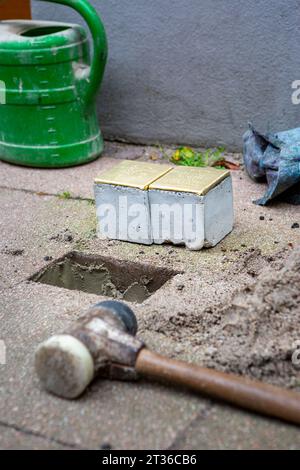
[
  {"left": 149, "top": 166, "right": 230, "bottom": 195},
  {"left": 95, "top": 161, "right": 172, "bottom": 190}
]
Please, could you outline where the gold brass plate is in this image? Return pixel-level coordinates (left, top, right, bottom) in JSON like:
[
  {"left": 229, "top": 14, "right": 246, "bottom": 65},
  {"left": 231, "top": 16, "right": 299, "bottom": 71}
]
[
  {"left": 95, "top": 161, "right": 172, "bottom": 190},
  {"left": 149, "top": 166, "right": 230, "bottom": 195}
]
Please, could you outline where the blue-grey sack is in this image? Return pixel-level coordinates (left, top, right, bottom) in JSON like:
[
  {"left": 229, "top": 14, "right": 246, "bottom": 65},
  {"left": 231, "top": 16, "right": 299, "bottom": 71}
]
[{"left": 243, "top": 124, "right": 300, "bottom": 205}]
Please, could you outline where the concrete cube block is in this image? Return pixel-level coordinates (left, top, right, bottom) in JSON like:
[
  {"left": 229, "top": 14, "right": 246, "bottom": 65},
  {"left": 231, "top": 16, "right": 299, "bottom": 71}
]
[
  {"left": 94, "top": 161, "right": 172, "bottom": 245},
  {"left": 149, "top": 166, "right": 233, "bottom": 250},
  {"left": 94, "top": 161, "right": 233, "bottom": 250}
]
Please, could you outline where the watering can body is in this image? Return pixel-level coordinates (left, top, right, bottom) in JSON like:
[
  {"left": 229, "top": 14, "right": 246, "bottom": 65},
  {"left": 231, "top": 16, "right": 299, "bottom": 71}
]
[{"left": 0, "top": 0, "right": 107, "bottom": 168}]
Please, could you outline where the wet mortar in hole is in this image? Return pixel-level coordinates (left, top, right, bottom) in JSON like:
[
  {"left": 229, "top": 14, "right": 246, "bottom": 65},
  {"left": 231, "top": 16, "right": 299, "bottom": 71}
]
[{"left": 30, "top": 251, "right": 180, "bottom": 303}]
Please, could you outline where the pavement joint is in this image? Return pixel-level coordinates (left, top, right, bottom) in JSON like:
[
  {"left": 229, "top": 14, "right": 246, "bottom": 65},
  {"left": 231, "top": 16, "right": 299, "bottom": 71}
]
[
  {"left": 0, "top": 278, "right": 27, "bottom": 294},
  {"left": 0, "top": 420, "right": 84, "bottom": 450},
  {"left": 0, "top": 185, "right": 94, "bottom": 203},
  {"left": 167, "top": 402, "right": 213, "bottom": 450}
]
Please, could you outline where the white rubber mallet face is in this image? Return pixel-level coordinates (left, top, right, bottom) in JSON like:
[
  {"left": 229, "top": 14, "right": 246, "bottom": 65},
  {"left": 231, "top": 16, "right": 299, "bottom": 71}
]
[
  {"left": 35, "top": 335, "right": 94, "bottom": 399},
  {"left": 35, "top": 301, "right": 141, "bottom": 399}
]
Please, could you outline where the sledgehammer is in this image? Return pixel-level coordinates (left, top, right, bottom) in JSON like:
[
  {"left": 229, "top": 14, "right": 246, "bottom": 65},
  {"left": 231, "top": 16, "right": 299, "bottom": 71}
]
[{"left": 35, "top": 301, "right": 300, "bottom": 425}]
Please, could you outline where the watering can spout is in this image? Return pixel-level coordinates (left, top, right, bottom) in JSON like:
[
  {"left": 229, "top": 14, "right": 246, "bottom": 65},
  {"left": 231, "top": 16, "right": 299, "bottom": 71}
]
[{"left": 38, "top": 0, "right": 108, "bottom": 103}]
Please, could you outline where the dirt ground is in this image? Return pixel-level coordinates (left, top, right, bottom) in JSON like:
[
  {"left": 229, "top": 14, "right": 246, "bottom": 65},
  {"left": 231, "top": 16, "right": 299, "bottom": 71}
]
[{"left": 141, "top": 247, "right": 300, "bottom": 389}]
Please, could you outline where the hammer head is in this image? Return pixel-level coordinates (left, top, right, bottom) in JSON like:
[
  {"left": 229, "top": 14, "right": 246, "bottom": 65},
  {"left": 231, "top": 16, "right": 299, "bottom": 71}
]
[
  {"left": 35, "top": 334, "right": 94, "bottom": 399},
  {"left": 35, "top": 301, "right": 142, "bottom": 399},
  {"left": 93, "top": 300, "right": 138, "bottom": 336}
]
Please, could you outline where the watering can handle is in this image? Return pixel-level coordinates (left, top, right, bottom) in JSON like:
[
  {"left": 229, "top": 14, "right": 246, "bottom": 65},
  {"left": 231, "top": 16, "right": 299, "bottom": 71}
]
[{"left": 38, "top": 0, "right": 108, "bottom": 103}]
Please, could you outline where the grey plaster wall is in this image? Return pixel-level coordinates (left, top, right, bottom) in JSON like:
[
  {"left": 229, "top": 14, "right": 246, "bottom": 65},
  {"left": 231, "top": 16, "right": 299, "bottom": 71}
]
[{"left": 32, "top": 1, "right": 300, "bottom": 150}]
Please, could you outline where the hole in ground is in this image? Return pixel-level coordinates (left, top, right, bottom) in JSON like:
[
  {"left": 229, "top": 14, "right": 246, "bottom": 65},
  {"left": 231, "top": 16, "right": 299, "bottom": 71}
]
[{"left": 30, "top": 251, "right": 180, "bottom": 304}]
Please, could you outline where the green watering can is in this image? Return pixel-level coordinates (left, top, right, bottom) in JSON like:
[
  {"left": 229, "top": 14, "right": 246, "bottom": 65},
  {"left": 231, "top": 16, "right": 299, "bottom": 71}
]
[{"left": 0, "top": 0, "right": 107, "bottom": 168}]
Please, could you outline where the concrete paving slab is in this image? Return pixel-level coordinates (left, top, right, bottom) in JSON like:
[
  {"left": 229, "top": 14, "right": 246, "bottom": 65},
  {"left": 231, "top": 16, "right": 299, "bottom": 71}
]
[
  {"left": 1, "top": 171, "right": 298, "bottom": 295},
  {"left": 0, "top": 424, "right": 73, "bottom": 450},
  {"left": 171, "top": 404, "right": 300, "bottom": 450},
  {"left": 0, "top": 157, "right": 116, "bottom": 200},
  {"left": 89, "top": 166, "right": 300, "bottom": 276},
  {"left": 0, "top": 189, "right": 96, "bottom": 289},
  {"left": 0, "top": 282, "right": 207, "bottom": 450}
]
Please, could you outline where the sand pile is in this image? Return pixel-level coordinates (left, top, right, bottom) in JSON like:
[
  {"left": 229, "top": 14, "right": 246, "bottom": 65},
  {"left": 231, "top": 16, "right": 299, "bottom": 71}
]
[{"left": 142, "top": 247, "right": 300, "bottom": 389}]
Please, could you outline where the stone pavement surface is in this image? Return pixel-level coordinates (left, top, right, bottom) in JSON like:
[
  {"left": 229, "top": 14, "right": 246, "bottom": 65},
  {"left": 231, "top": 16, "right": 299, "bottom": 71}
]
[{"left": 0, "top": 142, "right": 300, "bottom": 450}]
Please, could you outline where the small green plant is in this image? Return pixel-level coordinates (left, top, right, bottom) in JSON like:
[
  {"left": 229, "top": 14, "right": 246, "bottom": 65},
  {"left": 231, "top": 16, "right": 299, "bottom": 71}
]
[
  {"left": 58, "top": 191, "right": 72, "bottom": 199},
  {"left": 171, "top": 146, "right": 226, "bottom": 169}
]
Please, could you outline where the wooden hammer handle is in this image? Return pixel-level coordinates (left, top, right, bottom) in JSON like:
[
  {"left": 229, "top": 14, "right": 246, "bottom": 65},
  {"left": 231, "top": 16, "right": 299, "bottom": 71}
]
[
  {"left": 0, "top": 0, "right": 31, "bottom": 19},
  {"left": 136, "top": 349, "right": 300, "bottom": 426}
]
